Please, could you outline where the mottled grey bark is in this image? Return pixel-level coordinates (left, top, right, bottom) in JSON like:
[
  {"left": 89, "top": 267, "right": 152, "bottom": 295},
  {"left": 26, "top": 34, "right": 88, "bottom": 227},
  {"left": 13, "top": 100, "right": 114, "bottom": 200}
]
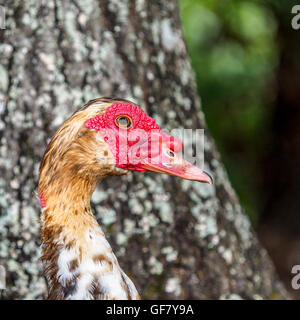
[{"left": 0, "top": 0, "right": 288, "bottom": 299}]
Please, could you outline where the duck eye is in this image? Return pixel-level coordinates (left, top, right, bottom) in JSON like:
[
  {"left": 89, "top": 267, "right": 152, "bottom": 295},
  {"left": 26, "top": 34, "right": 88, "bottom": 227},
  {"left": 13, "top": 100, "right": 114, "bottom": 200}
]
[{"left": 115, "top": 115, "right": 132, "bottom": 129}]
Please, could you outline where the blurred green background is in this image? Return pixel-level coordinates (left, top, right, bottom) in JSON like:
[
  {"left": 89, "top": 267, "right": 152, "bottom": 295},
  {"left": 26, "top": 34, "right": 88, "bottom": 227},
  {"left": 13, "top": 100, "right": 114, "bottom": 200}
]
[
  {"left": 179, "top": 0, "right": 300, "bottom": 297},
  {"left": 179, "top": 0, "right": 278, "bottom": 224}
]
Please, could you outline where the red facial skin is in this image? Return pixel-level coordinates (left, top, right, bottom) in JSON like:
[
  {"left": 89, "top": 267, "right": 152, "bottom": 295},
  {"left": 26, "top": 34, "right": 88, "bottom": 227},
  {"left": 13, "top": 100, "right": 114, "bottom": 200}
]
[
  {"left": 85, "top": 103, "right": 212, "bottom": 184},
  {"left": 39, "top": 192, "right": 46, "bottom": 208}
]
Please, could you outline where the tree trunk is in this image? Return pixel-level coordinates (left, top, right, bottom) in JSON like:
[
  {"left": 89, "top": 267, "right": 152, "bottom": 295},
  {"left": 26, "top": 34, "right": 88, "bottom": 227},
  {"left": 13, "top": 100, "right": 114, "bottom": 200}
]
[{"left": 0, "top": 0, "right": 288, "bottom": 299}]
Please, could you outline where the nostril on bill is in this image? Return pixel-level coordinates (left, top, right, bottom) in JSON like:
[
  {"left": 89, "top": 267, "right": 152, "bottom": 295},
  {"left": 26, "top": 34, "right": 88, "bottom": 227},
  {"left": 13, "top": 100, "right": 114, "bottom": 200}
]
[{"left": 166, "top": 150, "right": 175, "bottom": 158}]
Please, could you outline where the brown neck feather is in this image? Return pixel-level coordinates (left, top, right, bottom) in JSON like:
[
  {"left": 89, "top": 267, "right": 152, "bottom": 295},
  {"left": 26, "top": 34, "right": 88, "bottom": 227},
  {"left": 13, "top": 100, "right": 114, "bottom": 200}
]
[
  {"left": 38, "top": 115, "right": 106, "bottom": 298},
  {"left": 39, "top": 161, "right": 102, "bottom": 298}
]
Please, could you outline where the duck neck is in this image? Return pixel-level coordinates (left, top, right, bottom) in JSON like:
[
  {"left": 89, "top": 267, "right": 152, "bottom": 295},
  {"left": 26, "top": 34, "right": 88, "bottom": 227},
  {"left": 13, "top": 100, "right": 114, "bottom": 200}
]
[
  {"left": 40, "top": 174, "right": 99, "bottom": 253},
  {"left": 39, "top": 173, "right": 139, "bottom": 300}
]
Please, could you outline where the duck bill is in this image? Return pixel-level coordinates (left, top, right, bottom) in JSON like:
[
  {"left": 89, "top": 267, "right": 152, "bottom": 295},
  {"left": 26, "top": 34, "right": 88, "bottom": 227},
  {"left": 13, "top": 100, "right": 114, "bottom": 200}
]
[
  {"left": 141, "top": 150, "right": 213, "bottom": 184},
  {"left": 142, "top": 162, "right": 213, "bottom": 184}
]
